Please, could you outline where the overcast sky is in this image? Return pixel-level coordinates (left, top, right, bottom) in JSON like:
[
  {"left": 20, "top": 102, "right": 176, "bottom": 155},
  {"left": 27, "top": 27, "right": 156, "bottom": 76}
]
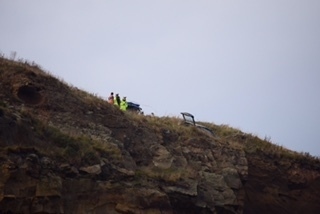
[{"left": 1, "top": 0, "right": 320, "bottom": 156}]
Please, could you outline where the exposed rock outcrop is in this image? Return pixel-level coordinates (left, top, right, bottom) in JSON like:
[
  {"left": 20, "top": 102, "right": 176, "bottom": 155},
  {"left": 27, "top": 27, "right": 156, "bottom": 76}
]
[
  {"left": 0, "top": 123, "right": 247, "bottom": 213},
  {"left": 1, "top": 58, "right": 320, "bottom": 213}
]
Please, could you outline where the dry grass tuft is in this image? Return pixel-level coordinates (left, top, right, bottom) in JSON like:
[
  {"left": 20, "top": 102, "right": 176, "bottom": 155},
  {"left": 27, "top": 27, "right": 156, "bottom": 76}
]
[
  {"left": 1, "top": 54, "right": 319, "bottom": 168},
  {"left": 137, "top": 166, "right": 186, "bottom": 183}
]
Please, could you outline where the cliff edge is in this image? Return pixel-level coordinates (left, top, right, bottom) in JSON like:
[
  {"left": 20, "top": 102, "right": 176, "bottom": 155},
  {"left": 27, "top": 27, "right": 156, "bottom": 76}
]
[{"left": 1, "top": 58, "right": 319, "bottom": 214}]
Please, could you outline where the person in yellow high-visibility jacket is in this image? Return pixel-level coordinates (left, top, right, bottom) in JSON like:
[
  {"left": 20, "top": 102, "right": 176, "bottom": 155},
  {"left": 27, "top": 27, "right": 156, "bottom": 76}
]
[
  {"left": 114, "top": 93, "right": 121, "bottom": 107},
  {"left": 120, "top": 97, "right": 128, "bottom": 111}
]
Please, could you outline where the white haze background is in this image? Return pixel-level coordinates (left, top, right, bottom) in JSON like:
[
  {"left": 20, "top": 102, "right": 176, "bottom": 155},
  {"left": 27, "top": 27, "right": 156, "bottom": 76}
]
[{"left": 1, "top": 0, "right": 320, "bottom": 156}]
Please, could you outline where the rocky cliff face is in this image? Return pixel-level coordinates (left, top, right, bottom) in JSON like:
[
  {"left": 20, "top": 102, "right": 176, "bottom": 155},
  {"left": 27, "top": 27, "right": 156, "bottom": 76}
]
[
  {"left": 1, "top": 58, "right": 320, "bottom": 214},
  {"left": 244, "top": 151, "right": 320, "bottom": 214}
]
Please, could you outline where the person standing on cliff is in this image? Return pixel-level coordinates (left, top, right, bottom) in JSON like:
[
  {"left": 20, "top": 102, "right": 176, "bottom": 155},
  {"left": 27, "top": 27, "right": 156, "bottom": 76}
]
[
  {"left": 114, "top": 93, "right": 121, "bottom": 107},
  {"left": 108, "top": 92, "right": 114, "bottom": 104},
  {"left": 120, "top": 96, "right": 128, "bottom": 111}
]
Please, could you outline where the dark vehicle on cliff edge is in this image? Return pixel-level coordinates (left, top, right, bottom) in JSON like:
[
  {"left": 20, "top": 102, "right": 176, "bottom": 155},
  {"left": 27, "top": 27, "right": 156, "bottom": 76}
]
[{"left": 127, "top": 101, "right": 142, "bottom": 113}]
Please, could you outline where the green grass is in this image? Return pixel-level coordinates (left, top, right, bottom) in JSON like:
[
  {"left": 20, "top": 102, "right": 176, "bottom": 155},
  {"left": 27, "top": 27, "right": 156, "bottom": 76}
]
[
  {"left": 0, "top": 108, "right": 121, "bottom": 166},
  {"left": 1, "top": 54, "right": 319, "bottom": 169}
]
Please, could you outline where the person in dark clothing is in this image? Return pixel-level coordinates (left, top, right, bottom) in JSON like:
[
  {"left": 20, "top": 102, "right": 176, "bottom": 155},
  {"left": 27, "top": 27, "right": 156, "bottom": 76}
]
[{"left": 114, "top": 93, "right": 121, "bottom": 107}]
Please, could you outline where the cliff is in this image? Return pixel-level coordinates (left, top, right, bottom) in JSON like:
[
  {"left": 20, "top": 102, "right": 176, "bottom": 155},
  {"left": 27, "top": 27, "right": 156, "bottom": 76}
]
[{"left": 1, "top": 57, "right": 320, "bottom": 214}]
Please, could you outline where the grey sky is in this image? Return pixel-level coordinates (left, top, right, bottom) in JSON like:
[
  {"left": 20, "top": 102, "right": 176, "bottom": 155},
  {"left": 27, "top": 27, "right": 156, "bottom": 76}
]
[{"left": 1, "top": 0, "right": 320, "bottom": 156}]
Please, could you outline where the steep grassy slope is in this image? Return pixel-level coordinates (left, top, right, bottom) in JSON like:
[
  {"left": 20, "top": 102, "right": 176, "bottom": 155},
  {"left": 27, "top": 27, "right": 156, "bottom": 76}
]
[{"left": 1, "top": 57, "right": 320, "bottom": 214}]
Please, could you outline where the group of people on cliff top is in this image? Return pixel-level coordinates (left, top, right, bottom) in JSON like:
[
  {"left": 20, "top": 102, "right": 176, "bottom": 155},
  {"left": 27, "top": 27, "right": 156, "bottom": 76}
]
[{"left": 107, "top": 92, "right": 128, "bottom": 111}]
